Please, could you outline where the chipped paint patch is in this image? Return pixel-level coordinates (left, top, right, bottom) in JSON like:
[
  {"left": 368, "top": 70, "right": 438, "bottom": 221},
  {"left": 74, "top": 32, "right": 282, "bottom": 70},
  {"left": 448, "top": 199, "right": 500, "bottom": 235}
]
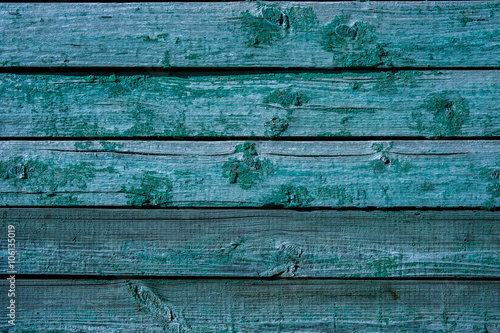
[
  {"left": 321, "top": 16, "right": 394, "bottom": 67},
  {"left": 285, "top": 7, "right": 318, "bottom": 30},
  {"left": 262, "top": 88, "right": 308, "bottom": 137},
  {"left": 412, "top": 91, "right": 470, "bottom": 137},
  {"left": 120, "top": 171, "right": 173, "bottom": 207},
  {"left": 481, "top": 168, "right": 500, "bottom": 209},
  {"left": 374, "top": 71, "right": 423, "bottom": 91},
  {"left": 316, "top": 186, "right": 354, "bottom": 205},
  {"left": 370, "top": 155, "right": 412, "bottom": 173},
  {"left": 239, "top": 6, "right": 288, "bottom": 47},
  {"left": 369, "top": 142, "right": 412, "bottom": 173},
  {"left": 263, "top": 88, "right": 307, "bottom": 107},
  {"left": 0, "top": 157, "right": 116, "bottom": 204},
  {"left": 222, "top": 142, "right": 273, "bottom": 189},
  {"left": 266, "top": 185, "right": 313, "bottom": 208},
  {"left": 240, "top": 5, "right": 317, "bottom": 47},
  {"left": 264, "top": 116, "right": 289, "bottom": 138}
]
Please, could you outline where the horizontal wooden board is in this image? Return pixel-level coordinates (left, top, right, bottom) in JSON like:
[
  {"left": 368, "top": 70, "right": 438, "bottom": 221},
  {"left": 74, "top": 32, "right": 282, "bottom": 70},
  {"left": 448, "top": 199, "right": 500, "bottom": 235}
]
[
  {"left": 0, "top": 279, "right": 499, "bottom": 332},
  {"left": 1, "top": 71, "right": 499, "bottom": 138},
  {"left": 1, "top": 208, "right": 499, "bottom": 278},
  {"left": 1, "top": 2, "right": 499, "bottom": 68},
  {"left": 1, "top": 140, "right": 499, "bottom": 208}
]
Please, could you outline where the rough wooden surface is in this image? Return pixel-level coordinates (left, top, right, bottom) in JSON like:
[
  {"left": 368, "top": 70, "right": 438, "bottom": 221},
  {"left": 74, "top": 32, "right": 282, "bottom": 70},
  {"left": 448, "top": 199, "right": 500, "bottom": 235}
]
[
  {"left": 1, "top": 70, "right": 499, "bottom": 138},
  {"left": 0, "top": 279, "right": 499, "bottom": 332},
  {"left": 1, "top": 2, "right": 499, "bottom": 68},
  {"left": 2, "top": 208, "right": 499, "bottom": 278},
  {"left": 1, "top": 140, "right": 499, "bottom": 208}
]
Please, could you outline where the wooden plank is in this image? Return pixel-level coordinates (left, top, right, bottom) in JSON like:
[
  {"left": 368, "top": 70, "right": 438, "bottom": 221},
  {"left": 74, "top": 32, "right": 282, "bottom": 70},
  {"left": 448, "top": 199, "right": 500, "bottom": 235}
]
[
  {"left": 1, "top": 70, "right": 499, "bottom": 138},
  {"left": 1, "top": 279, "right": 499, "bottom": 332},
  {"left": 1, "top": 140, "right": 499, "bottom": 208},
  {"left": 2, "top": 208, "right": 499, "bottom": 278},
  {"left": 1, "top": 2, "right": 498, "bottom": 68}
]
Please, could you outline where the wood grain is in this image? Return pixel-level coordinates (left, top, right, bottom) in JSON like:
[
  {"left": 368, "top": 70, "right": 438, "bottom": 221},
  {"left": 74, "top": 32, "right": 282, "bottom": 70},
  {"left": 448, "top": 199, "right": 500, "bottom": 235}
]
[
  {"left": 1, "top": 2, "right": 498, "bottom": 68},
  {"left": 1, "top": 279, "right": 499, "bottom": 332},
  {"left": 1, "top": 140, "right": 499, "bottom": 208},
  {"left": 1, "top": 71, "right": 499, "bottom": 138},
  {"left": 1, "top": 208, "right": 499, "bottom": 278}
]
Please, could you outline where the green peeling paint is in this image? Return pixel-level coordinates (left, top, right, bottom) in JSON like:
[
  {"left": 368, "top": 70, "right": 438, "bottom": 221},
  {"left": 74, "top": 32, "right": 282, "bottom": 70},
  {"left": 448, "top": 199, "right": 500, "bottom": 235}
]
[
  {"left": 367, "top": 256, "right": 402, "bottom": 277},
  {"left": 321, "top": 16, "right": 394, "bottom": 67},
  {"left": 74, "top": 142, "right": 92, "bottom": 151},
  {"left": 285, "top": 7, "right": 318, "bottom": 29},
  {"left": 162, "top": 50, "right": 170, "bottom": 68},
  {"left": 374, "top": 71, "right": 423, "bottom": 91},
  {"left": 263, "top": 88, "right": 307, "bottom": 107},
  {"left": 370, "top": 154, "right": 412, "bottom": 173},
  {"left": 421, "top": 181, "right": 436, "bottom": 192},
  {"left": 0, "top": 157, "right": 116, "bottom": 204},
  {"left": 319, "top": 130, "right": 352, "bottom": 137},
  {"left": 264, "top": 116, "right": 289, "bottom": 138},
  {"left": 412, "top": 91, "right": 470, "bottom": 137},
  {"left": 240, "top": 5, "right": 317, "bottom": 47},
  {"left": 262, "top": 88, "right": 307, "bottom": 137},
  {"left": 342, "top": 44, "right": 392, "bottom": 68},
  {"left": 120, "top": 171, "right": 173, "bottom": 207},
  {"left": 369, "top": 143, "right": 412, "bottom": 173},
  {"left": 222, "top": 142, "right": 273, "bottom": 189},
  {"left": 240, "top": 7, "right": 288, "bottom": 47},
  {"left": 99, "top": 142, "right": 123, "bottom": 152},
  {"left": 482, "top": 168, "right": 500, "bottom": 210},
  {"left": 106, "top": 75, "right": 149, "bottom": 97},
  {"left": 351, "top": 82, "right": 362, "bottom": 90},
  {"left": 317, "top": 186, "right": 354, "bottom": 205},
  {"left": 486, "top": 169, "right": 500, "bottom": 198},
  {"left": 458, "top": 16, "right": 475, "bottom": 26},
  {"left": 266, "top": 185, "right": 313, "bottom": 208}
]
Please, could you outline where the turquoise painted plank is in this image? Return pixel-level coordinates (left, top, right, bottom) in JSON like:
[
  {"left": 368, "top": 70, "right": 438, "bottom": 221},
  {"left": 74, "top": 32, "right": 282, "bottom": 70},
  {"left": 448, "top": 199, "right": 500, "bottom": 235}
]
[
  {"left": 0, "top": 140, "right": 499, "bottom": 208},
  {"left": 1, "top": 71, "right": 499, "bottom": 138},
  {"left": 1, "top": 2, "right": 499, "bottom": 68}
]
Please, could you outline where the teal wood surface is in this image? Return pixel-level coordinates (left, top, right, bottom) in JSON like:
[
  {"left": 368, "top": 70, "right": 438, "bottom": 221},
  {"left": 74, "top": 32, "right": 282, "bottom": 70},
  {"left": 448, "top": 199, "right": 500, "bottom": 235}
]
[
  {"left": 1, "top": 1, "right": 499, "bottom": 332},
  {"left": 1, "top": 208, "right": 498, "bottom": 278},
  {"left": 1, "top": 71, "right": 499, "bottom": 138},
  {"left": 1, "top": 2, "right": 499, "bottom": 68},
  {"left": 0, "top": 140, "right": 499, "bottom": 208}
]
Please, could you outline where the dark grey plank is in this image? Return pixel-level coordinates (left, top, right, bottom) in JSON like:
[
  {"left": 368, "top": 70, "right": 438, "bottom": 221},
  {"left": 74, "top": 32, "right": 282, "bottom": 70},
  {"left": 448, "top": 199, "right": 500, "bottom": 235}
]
[
  {"left": 0, "top": 279, "right": 498, "bottom": 332},
  {"left": 1, "top": 208, "right": 499, "bottom": 278}
]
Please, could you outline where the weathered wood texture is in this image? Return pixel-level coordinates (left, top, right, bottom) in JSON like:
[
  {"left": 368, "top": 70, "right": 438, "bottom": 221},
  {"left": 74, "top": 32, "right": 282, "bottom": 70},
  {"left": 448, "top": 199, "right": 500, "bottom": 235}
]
[
  {"left": 1, "top": 140, "right": 499, "bottom": 208},
  {"left": 1, "top": 279, "right": 499, "bottom": 332},
  {"left": 1, "top": 71, "right": 499, "bottom": 138},
  {"left": 1, "top": 208, "right": 499, "bottom": 278},
  {"left": 1, "top": 2, "right": 499, "bottom": 68}
]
